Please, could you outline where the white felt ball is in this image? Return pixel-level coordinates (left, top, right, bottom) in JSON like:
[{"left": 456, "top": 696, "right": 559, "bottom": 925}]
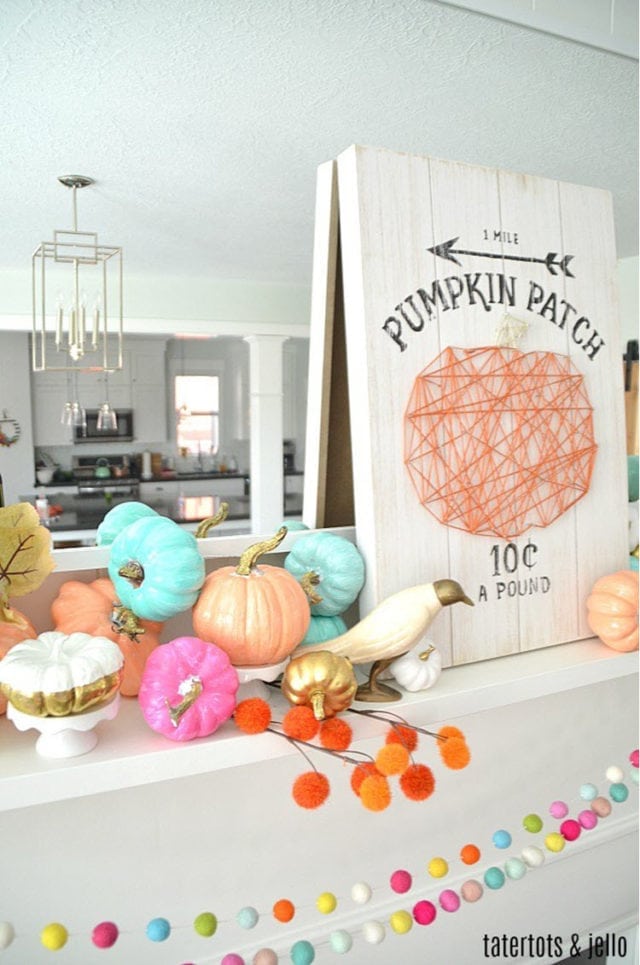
[
  {"left": 0, "top": 922, "right": 15, "bottom": 950},
  {"left": 606, "top": 765, "right": 624, "bottom": 783},
  {"left": 521, "top": 846, "right": 545, "bottom": 868},
  {"left": 362, "top": 921, "right": 385, "bottom": 944},
  {"left": 351, "top": 882, "right": 372, "bottom": 904}
]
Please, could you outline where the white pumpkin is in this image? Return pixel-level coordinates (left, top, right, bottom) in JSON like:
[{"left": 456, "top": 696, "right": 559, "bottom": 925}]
[
  {"left": 386, "top": 643, "right": 443, "bottom": 692},
  {"left": 0, "top": 631, "right": 123, "bottom": 717}
]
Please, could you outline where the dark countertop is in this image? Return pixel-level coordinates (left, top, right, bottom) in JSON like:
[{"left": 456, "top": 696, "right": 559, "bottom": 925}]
[
  {"left": 36, "top": 469, "right": 303, "bottom": 488},
  {"left": 38, "top": 492, "right": 303, "bottom": 534}
]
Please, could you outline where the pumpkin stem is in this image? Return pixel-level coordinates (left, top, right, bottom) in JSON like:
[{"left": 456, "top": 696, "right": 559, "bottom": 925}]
[
  {"left": 118, "top": 560, "right": 145, "bottom": 587},
  {"left": 300, "top": 570, "right": 323, "bottom": 605},
  {"left": 194, "top": 502, "right": 229, "bottom": 539},
  {"left": 111, "top": 604, "right": 146, "bottom": 642},
  {"left": 235, "top": 526, "right": 288, "bottom": 576},
  {"left": 309, "top": 690, "right": 326, "bottom": 721},
  {"left": 166, "top": 676, "right": 203, "bottom": 726},
  {"left": 418, "top": 645, "right": 436, "bottom": 661}
]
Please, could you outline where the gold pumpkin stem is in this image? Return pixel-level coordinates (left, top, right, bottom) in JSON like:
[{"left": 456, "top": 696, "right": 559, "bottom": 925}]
[
  {"left": 111, "top": 604, "right": 146, "bottom": 642},
  {"left": 300, "top": 570, "right": 323, "bottom": 605},
  {"left": 309, "top": 690, "right": 326, "bottom": 721},
  {"left": 194, "top": 502, "right": 229, "bottom": 539},
  {"left": 419, "top": 645, "right": 436, "bottom": 661},
  {"left": 166, "top": 677, "right": 203, "bottom": 726},
  {"left": 118, "top": 560, "right": 145, "bottom": 587},
  {"left": 235, "top": 526, "right": 288, "bottom": 576}
]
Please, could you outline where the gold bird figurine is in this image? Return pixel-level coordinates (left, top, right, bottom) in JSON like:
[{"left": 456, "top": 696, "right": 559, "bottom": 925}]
[{"left": 292, "top": 579, "right": 474, "bottom": 702}]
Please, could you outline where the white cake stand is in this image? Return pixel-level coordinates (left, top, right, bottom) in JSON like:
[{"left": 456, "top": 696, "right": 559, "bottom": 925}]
[
  {"left": 7, "top": 693, "right": 121, "bottom": 759},
  {"left": 234, "top": 659, "right": 289, "bottom": 701}
]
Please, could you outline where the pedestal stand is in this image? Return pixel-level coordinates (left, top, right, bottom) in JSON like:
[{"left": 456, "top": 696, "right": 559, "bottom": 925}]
[{"left": 7, "top": 694, "right": 121, "bottom": 759}]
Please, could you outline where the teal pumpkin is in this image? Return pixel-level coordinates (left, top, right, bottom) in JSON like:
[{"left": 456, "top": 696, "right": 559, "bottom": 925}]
[
  {"left": 96, "top": 501, "right": 158, "bottom": 546},
  {"left": 301, "top": 614, "right": 348, "bottom": 646},
  {"left": 284, "top": 532, "right": 365, "bottom": 616},
  {"left": 108, "top": 516, "right": 205, "bottom": 621}
]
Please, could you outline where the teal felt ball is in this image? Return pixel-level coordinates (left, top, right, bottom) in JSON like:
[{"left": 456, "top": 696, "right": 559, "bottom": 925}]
[
  {"left": 290, "top": 939, "right": 315, "bottom": 965},
  {"left": 484, "top": 867, "right": 505, "bottom": 890},
  {"left": 609, "top": 782, "right": 629, "bottom": 802}
]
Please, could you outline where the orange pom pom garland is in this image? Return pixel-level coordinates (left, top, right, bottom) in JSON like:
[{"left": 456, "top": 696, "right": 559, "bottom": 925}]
[
  {"left": 292, "top": 771, "right": 331, "bottom": 809},
  {"left": 234, "top": 698, "right": 272, "bottom": 734}
]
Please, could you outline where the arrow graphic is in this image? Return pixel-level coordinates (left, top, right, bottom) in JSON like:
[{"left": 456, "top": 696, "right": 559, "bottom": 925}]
[{"left": 428, "top": 237, "right": 575, "bottom": 277}]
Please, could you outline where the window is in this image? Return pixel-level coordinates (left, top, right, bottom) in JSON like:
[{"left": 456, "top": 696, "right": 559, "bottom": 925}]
[{"left": 175, "top": 375, "right": 220, "bottom": 454}]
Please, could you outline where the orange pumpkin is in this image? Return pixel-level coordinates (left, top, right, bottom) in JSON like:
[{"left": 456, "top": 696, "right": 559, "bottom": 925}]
[
  {"left": 192, "top": 528, "right": 310, "bottom": 667},
  {"left": 51, "top": 578, "right": 163, "bottom": 696},
  {"left": 586, "top": 570, "right": 639, "bottom": 652},
  {"left": 0, "top": 605, "right": 37, "bottom": 714}
]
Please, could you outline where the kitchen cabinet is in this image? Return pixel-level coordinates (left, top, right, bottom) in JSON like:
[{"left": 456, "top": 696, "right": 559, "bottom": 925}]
[
  {"left": 131, "top": 339, "right": 168, "bottom": 443},
  {"left": 30, "top": 374, "right": 73, "bottom": 446}
]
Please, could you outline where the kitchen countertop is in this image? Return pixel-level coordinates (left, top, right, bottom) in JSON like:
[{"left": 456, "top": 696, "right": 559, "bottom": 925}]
[
  {"left": 35, "top": 470, "right": 255, "bottom": 488},
  {"left": 35, "top": 491, "right": 303, "bottom": 535}
]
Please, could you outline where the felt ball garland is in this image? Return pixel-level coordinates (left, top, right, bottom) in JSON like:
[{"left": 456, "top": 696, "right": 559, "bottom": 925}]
[{"left": 3, "top": 747, "right": 634, "bottom": 961}]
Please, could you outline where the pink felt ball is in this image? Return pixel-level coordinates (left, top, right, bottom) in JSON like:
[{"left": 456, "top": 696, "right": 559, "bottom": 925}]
[
  {"left": 253, "top": 951, "right": 278, "bottom": 965},
  {"left": 390, "top": 869, "right": 412, "bottom": 894},
  {"left": 222, "top": 956, "right": 245, "bottom": 965},
  {"left": 591, "top": 796, "right": 612, "bottom": 817},
  {"left": 461, "top": 880, "right": 483, "bottom": 903},
  {"left": 412, "top": 900, "right": 437, "bottom": 925},
  {"left": 630, "top": 750, "right": 639, "bottom": 768},
  {"left": 439, "top": 889, "right": 460, "bottom": 912},
  {"left": 578, "top": 810, "right": 598, "bottom": 830},
  {"left": 91, "top": 922, "right": 119, "bottom": 948},
  {"left": 560, "top": 819, "right": 581, "bottom": 841},
  {"left": 549, "top": 800, "right": 568, "bottom": 818}
]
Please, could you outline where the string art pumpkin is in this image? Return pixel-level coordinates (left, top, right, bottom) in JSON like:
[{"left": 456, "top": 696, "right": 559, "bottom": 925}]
[{"left": 404, "top": 346, "right": 597, "bottom": 539}]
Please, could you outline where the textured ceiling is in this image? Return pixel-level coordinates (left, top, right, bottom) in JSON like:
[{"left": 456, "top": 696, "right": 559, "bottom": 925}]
[{"left": 1, "top": 0, "right": 637, "bottom": 289}]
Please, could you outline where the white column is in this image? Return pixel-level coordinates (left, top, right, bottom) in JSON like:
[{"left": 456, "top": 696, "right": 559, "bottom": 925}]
[{"left": 244, "top": 335, "right": 287, "bottom": 534}]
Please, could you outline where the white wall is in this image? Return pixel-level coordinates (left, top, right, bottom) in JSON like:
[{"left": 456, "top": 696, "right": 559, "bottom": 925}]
[
  {"left": 0, "top": 333, "right": 35, "bottom": 504},
  {"left": 617, "top": 256, "right": 639, "bottom": 352}
]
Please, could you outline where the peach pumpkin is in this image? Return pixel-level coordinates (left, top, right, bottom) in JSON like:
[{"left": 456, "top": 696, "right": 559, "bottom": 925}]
[
  {"left": 192, "top": 527, "right": 310, "bottom": 667},
  {"left": 0, "top": 606, "right": 37, "bottom": 714},
  {"left": 51, "top": 577, "right": 163, "bottom": 696},
  {"left": 586, "top": 569, "right": 639, "bottom": 652}
]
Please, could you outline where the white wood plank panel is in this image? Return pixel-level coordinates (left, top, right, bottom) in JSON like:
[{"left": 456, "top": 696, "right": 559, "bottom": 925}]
[
  {"left": 495, "top": 168, "right": 580, "bottom": 653},
  {"left": 337, "top": 145, "right": 457, "bottom": 662},
  {"left": 426, "top": 156, "right": 519, "bottom": 663},
  {"left": 557, "top": 181, "right": 628, "bottom": 633}
]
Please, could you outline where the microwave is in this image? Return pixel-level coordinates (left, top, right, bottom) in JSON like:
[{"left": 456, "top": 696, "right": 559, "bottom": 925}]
[{"left": 73, "top": 409, "right": 134, "bottom": 443}]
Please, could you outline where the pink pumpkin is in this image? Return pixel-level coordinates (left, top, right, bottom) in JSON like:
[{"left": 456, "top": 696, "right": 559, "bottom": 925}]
[{"left": 138, "top": 636, "right": 239, "bottom": 741}]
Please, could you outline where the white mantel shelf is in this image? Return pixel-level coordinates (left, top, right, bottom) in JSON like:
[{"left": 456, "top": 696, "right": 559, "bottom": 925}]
[{"left": 1, "top": 639, "right": 636, "bottom": 814}]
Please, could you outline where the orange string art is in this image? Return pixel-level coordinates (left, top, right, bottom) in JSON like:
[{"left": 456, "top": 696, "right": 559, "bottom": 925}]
[{"left": 404, "top": 346, "right": 597, "bottom": 539}]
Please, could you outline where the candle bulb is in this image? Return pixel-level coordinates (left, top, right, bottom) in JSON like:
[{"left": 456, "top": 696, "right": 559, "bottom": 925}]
[{"left": 92, "top": 305, "right": 100, "bottom": 348}]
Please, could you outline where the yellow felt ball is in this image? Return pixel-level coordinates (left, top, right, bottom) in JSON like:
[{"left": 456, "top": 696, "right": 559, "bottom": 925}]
[
  {"left": 41, "top": 923, "right": 68, "bottom": 951},
  {"left": 316, "top": 892, "right": 337, "bottom": 914},
  {"left": 428, "top": 856, "right": 449, "bottom": 878},
  {"left": 545, "top": 832, "right": 566, "bottom": 853},
  {"left": 390, "top": 910, "right": 413, "bottom": 934}
]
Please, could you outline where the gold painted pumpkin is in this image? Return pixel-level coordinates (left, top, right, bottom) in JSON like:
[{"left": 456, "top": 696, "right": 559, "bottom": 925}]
[
  {"left": 0, "top": 631, "right": 124, "bottom": 717},
  {"left": 281, "top": 651, "right": 357, "bottom": 720},
  {"left": 586, "top": 570, "right": 639, "bottom": 652},
  {"left": 192, "top": 528, "right": 310, "bottom": 667}
]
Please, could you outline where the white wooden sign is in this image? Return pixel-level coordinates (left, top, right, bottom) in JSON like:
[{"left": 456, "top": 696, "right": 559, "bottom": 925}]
[{"left": 304, "top": 145, "right": 628, "bottom": 666}]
